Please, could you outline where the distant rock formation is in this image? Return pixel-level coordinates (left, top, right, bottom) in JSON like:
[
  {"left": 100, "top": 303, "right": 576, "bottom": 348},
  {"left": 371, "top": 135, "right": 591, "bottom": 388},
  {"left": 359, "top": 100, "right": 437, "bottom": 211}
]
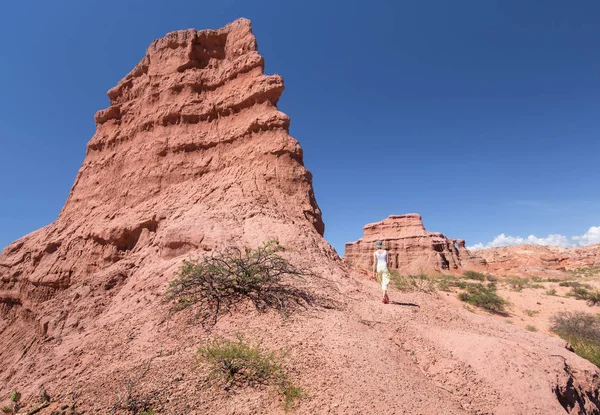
[
  {"left": 344, "top": 214, "right": 485, "bottom": 274},
  {"left": 474, "top": 243, "right": 600, "bottom": 277}
]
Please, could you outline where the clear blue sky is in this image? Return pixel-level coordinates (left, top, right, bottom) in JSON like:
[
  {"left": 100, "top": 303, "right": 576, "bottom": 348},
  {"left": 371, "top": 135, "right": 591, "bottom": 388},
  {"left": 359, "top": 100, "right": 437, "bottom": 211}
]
[{"left": 1, "top": 0, "right": 599, "bottom": 254}]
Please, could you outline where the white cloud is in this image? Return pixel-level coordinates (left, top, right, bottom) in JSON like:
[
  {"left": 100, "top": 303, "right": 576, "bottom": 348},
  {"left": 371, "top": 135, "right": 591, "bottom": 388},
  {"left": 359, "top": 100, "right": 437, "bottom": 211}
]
[
  {"left": 467, "top": 226, "right": 600, "bottom": 250},
  {"left": 572, "top": 226, "right": 600, "bottom": 246}
]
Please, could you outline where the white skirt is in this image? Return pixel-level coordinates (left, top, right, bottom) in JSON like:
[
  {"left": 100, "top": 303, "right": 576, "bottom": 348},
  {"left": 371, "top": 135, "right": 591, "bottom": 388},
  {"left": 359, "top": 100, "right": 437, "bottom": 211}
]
[{"left": 376, "top": 264, "right": 390, "bottom": 291}]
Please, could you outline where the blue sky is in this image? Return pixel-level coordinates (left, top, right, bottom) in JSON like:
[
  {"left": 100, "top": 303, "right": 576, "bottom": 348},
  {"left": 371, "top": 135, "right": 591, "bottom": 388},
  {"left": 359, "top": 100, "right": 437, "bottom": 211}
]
[{"left": 1, "top": 0, "right": 599, "bottom": 254}]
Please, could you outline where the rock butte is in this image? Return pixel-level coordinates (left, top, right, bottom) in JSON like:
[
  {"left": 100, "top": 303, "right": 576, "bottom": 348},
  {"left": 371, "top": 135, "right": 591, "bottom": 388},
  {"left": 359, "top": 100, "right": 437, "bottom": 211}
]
[
  {"left": 0, "top": 19, "right": 599, "bottom": 415},
  {"left": 345, "top": 214, "right": 600, "bottom": 278},
  {"left": 344, "top": 214, "right": 485, "bottom": 274}
]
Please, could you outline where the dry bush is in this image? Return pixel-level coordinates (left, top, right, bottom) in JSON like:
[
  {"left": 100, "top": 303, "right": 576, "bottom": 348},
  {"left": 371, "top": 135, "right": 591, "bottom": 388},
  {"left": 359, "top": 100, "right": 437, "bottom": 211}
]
[
  {"left": 198, "top": 335, "right": 305, "bottom": 410},
  {"left": 165, "top": 240, "right": 313, "bottom": 326}
]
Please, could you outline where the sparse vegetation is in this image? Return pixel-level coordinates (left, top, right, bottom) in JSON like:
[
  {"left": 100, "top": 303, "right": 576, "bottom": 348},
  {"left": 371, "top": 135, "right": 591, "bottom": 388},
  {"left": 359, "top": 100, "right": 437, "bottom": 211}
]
[
  {"left": 559, "top": 281, "right": 592, "bottom": 289},
  {"left": 531, "top": 276, "right": 543, "bottom": 283},
  {"left": 568, "top": 266, "right": 600, "bottom": 279},
  {"left": 526, "top": 325, "right": 538, "bottom": 332},
  {"left": 545, "top": 288, "right": 557, "bottom": 296},
  {"left": 390, "top": 272, "right": 437, "bottom": 293},
  {"left": 458, "top": 283, "right": 508, "bottom": 313},
  {"left": 506, "top": 277, "right": 529, "bottom": 292},
  {"left": 198, "top": 335, "right": 304, "bottom": 409},
  {"left": 523, "top": 309, "right": 539, "bottom": 317},
  {"left": 551, "top": 311, "right": 600, "bottom": 367},
  {"left": 112, "top": 358, "right": 155, "bottom": 415},
  {"left": 9, "top": 393, "right": 19, "bottom": 404},
  {"left": 486, "top": 274, "right": 498, "bottom": 282},
  {"left": 165, "top": 240, "right": 313, "bottom": 325},
  {"left": 586, "top": 291, "right": 600, "bottom": 307},
  {"left": 462, "top": 270, "right": 486, "bottom": 281},
  {"left": 567, "top": 287, "right": 591, "bottom": 300}
]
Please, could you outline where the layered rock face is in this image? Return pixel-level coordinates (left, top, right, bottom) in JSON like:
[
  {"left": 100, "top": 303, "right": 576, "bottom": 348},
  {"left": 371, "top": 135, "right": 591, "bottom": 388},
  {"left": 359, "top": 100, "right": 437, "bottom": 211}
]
[
  {"left": 0, "top": 18, "right": 336, "bottom": 386},
  {"left": 344, "top": 214, "right": 485, "bottom": 274},
  {"left": 0, "top": 18, "right": 329, "bottom": 312},
  {"left": 475, "top": 243, "right": 600, "bottom": 277}
]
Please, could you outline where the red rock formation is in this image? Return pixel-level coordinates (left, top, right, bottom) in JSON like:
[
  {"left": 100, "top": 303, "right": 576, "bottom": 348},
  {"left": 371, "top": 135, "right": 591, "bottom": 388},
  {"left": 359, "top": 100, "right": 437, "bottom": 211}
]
[
  {"left": 0, "top": 18, "right": 329, "bottom": 313},
  {"left": 0, "top": 17, "right": 337, "bottom": 396},
  {"left": 474, "top": 243, "right": 600, "bottom": 277},
  {"left": 344, "top": 214, "right": 485, "bottom": 274}
]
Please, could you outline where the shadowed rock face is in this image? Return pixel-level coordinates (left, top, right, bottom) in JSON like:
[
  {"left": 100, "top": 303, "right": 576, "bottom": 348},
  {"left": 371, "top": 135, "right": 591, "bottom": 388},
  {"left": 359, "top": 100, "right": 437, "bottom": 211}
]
[{"left": 344, "top": 214, "right": 485, "bottom": 274}]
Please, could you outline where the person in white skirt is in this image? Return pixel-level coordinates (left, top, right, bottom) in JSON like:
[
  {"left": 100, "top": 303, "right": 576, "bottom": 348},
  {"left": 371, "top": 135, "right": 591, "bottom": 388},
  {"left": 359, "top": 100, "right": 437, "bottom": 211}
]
[{"left": 373, "top": 240, "right": 391, "bottom": 303}]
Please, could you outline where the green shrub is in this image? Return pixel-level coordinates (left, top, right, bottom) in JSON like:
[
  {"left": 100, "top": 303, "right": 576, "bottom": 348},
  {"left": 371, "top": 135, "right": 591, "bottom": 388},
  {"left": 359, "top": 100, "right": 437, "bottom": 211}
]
[
  {"left": 165, "top": 240, "right": 313, "bottom": 325},
  {"left": 531, "top": 276, "right": 544, "bottom": 282},
  {"left": 458, "top": 284, "right": 508, "bottom": 313},
  {"left": 9, "top": 393, "right": 19, "bottom": 403},
  {"left": 486, "top": 274, "right": 498, "bottom": 282},
  {"left": 559, "top": 281, "right": 592, "bottom": 289},
  {"left": 390, "top": 272, "right": 436, "bottom": 293},
  {"left": 529, "top": 283, "right": 545, "bottom": 289},
  {"left": 436, "top": 278, "right": 453, "bottom": 292},
  {"left": 198, "top": 335, "right": 304, "bottom": 409},
  {"left": 567, "top": 287, "right": 590, "bottom": 300},
  {"left": 551, "top": 312, "right": 600, "bottom": 367},
  {"left": 526, "top": 325, "right": 538, "bottom": 332},
  {"left": 586, "top": 291, "right": 600, "bottom": 307},
  {"left": 462, "top": 270, "right": 486, "bottom": 281},
  {"left": 506, "top": 277, "right": 529, "bottom": 292},
  {"left": 523, "top": 309, "right": 539, "bottom": 317}
]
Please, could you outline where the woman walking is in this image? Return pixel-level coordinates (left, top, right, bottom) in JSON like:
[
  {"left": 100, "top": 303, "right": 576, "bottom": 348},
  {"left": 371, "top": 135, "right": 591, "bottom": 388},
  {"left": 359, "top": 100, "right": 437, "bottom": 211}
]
[{"left": 373, "top": 240, "right": 391, "bottom": 303}]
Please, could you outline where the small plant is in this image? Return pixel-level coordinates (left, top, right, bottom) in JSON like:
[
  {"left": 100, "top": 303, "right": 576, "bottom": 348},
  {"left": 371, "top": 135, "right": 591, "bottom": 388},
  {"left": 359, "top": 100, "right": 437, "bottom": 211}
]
[
  {"left": 551, "top": 311, "right": 600, "bottom": 367},
  {"left": 486, "top": 274, "right": 498, "bottom": 282},
  {"left": 165, "top": 240, "right": 313, "bottom": 326},
  {"left": 436, "top": 278, "right": 452, "bottom": 292},
  {"left": 1, "top": 407, "right": 12, "bottom": 414},
  {"left": 280, "top": 382, "right": 306, "bottom": 411},
  {"left": 506, "top": 277, "right": 529, "bottom": 292},
  {"left": 547, "top": 278, "right": 561, "bottom": 283},
  {"left": 506, "top": 320, "right": 513, "bottom": 325},
  {"left": 545, "top": 288, "right": 557, "bottom": 296},
  {"left": 458, "top": 284, "right": 508, "bottom": 313},
  {"left": 526, "top": 325, "right": 538, "bottom": 332},
  {"left": 531, "top": 276, "right": 543, "bottom": 282},
  {"left": 462, "top": 270, "right": 486, "bottom": 281},
  {"left": 567, "top": 287, "right": 590, "bottom": 300},
  {"left": 9, "top": 393, "right": 19, "bottom": 404},
  {"left": 390, "top": 272, "right": 436, "bottom": 293},
  {"left": 586, "top": 290, "right": 600, "bottom": 307},
  {"left": 523, "top": 309, "right": 539, "bottom": 317},
  {"left": 112, "top": 358, "right": 155, "bottom": 414},
  {"left": 559, "top": 281, "right": 592, "bottom": 289},
  {"left": 198, "top": 335, "right": 304, "bottom": 409}
]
